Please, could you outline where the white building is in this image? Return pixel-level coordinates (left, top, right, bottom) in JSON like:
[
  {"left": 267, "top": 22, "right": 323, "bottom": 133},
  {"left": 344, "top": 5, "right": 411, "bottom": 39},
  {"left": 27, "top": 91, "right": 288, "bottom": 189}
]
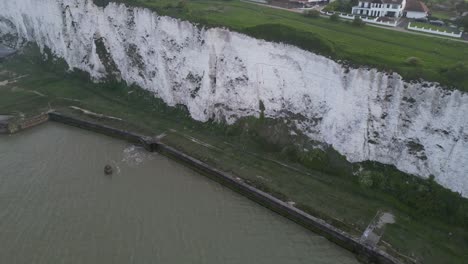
[
  {"left": 404, "top": 0, "right": 429, "bottom": 18},
  {"left": 352, "top": 0, "right": 406, "bottom": 18}
]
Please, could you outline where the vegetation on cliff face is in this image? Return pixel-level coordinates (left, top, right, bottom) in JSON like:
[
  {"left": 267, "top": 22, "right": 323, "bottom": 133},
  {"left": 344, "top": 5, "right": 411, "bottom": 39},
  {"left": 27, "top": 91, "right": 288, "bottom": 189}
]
[
  {"left": 1, "top": 45, "right": 468, "bottom": 263},
  {"left": 91, "top": 0, "right": 468, "bottom": 91}
]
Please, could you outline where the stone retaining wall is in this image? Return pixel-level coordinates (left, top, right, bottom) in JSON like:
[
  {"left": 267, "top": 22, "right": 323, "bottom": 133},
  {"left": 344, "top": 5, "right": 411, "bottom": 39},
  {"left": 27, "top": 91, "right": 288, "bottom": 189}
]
[{"left": 407, "top": 22, "right": 463, "bottom": 38}]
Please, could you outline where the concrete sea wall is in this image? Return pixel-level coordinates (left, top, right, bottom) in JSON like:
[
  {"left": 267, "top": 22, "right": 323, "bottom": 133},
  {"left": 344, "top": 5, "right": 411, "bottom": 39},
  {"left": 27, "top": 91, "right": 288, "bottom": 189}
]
[
  {"left": 48, "top": 113, "right": 149, "bottom": 146},
  {"left": 47, "top": 112, "right": 400, "bottom": 264}
]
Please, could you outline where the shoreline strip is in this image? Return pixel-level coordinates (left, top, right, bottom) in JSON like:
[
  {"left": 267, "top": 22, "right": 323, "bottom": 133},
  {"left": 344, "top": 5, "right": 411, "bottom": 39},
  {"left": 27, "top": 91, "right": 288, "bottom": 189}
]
[{"left": 44, "top": 112, "right": 400, "bottom": 264}]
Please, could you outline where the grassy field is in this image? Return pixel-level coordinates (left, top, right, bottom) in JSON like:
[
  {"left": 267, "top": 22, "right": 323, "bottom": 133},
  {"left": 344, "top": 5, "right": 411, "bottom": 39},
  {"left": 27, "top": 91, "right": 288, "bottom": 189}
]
[
  {"left": 430, "top": 10, "right": 457, "bottom": 20},
  {"left": 1, "top": 46, "right": 468, "bottom": 263},
  {"left": 410, "top": 22, "right": 459, "bottom": 33},
  {"left": 94, "top": 0, "right": 468, "bottom": 91}
]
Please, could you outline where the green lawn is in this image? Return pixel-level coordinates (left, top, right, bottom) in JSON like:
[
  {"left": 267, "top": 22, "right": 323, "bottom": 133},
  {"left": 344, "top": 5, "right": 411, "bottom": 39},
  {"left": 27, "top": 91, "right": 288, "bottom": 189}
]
[
  {"left": 410, "top": 21, "right": 459, "bottom": 34},
  {"left": 430, "top": 10, "right": 457, "bottom": 20},
  {"left": 1, "top": 45, "right": 468, "bottom": 263},
  {"left": 99, "top": 0, "right": 468, "bottom": 90}
]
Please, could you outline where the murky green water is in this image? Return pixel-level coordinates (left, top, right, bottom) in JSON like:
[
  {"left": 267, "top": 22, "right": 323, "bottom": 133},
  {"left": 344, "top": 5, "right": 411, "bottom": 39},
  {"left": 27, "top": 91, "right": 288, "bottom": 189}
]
[{"left": 0, "top": 123, "right": 359, "bottom": 264}]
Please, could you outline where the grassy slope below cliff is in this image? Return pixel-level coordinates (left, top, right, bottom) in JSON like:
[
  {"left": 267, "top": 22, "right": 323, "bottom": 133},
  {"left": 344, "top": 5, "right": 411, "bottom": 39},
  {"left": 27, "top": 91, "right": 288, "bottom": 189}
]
[
  {"left": 1, "top": 46, "right": 467, "bottom": 263},
  {"left": 94, "top": 0, "right": 468, "bottom": 91}
]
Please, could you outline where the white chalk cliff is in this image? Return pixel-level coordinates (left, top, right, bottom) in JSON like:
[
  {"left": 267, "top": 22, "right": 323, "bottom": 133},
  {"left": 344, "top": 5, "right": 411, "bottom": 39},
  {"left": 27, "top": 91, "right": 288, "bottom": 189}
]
[{"left": 1, "top": 0, "right": 467, "bottom": 196}]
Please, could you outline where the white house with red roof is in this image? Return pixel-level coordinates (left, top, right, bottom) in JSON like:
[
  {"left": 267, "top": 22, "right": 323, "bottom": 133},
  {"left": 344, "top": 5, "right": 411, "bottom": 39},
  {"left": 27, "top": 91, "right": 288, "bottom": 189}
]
[
  {"left": 352, "top": 0, "right": 406, "bottom": 17},
  {"left": 352, "top": 0, "right": 429, "bottom": 18}
]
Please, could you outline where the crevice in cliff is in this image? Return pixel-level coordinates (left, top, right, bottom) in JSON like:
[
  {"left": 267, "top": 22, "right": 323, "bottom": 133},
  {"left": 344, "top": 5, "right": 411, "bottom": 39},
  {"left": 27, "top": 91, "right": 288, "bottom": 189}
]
[{"left": 94, "top": 34, "right": 121, "bottom": 81}]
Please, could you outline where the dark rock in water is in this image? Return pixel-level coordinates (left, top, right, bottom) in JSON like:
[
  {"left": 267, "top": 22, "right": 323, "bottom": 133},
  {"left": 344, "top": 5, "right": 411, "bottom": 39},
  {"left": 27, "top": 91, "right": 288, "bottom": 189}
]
[{"left": 104, "top": 165, "right": 113, "bottom": 175}]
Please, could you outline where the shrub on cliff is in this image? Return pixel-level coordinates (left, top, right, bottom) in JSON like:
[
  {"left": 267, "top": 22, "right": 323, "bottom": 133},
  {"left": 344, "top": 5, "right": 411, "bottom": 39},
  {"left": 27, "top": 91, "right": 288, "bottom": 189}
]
[
  {"left": 259, "top": 100, "right": 265, "bottom": 120},
  {"left": 162, "top": 0, "right": 190, "bottom": 14},
  {"left": 356, "top": 161, "right": 468, "bottom": 228},
  {"left": 330, "top": 13, "right": 340, "bottom": 22},
  {"left": 176, "top": 0, "right": 187, "bottom": 9},
  {"left": 303, "top": 10, "right": 320, "bottom": 18},
  {"left": 323, "top": 0, "right": 356, "bottom": 13},
  {"left": 405, "top": 56, "right": 423, "bottom": 66},
  {"left": 93, "top": 0, "right": 112, "bottom": 7},
  {"left": 358, "top": 171, "right": 374, "bottom": 188},
  {"left": 440, "top": 62, "right": 467, "bottom": 83},
  {"left": 357, "top": 170, "right": 386, "bottom": 189},
  {"left": 352, "top": 17, "right": 365, "bottom": 27},
  {"left": 93, "top": 0, "right": 137, "bottom": 7},
  {"left": 298, "top": 149, "right": 329, "bottom": 171}
]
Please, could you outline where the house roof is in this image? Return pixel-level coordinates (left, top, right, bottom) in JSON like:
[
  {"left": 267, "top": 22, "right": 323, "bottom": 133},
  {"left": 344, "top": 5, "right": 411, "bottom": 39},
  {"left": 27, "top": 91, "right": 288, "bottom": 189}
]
[{"left": 405, "top": 0, "right": 429, "bottom": 13}]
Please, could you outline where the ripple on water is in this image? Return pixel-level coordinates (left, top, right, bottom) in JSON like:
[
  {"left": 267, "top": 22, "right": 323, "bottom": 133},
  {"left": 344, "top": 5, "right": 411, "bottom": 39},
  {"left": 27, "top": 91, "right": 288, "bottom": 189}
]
[{"left": 121, "top": 145, "right": 154, "bottom": 167}]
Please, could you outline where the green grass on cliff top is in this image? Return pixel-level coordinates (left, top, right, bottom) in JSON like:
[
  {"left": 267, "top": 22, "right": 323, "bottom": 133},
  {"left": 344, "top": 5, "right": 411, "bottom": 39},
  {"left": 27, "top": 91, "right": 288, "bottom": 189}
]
[{"left": 97, "top": 0, "right": 468, "bottom": 91}]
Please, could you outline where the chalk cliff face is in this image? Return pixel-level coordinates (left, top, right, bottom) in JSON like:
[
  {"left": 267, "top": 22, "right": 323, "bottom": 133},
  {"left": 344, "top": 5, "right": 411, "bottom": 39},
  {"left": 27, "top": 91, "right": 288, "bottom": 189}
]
[{"left": 1, "top": 0, "right": 467, "bottom": 196}]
